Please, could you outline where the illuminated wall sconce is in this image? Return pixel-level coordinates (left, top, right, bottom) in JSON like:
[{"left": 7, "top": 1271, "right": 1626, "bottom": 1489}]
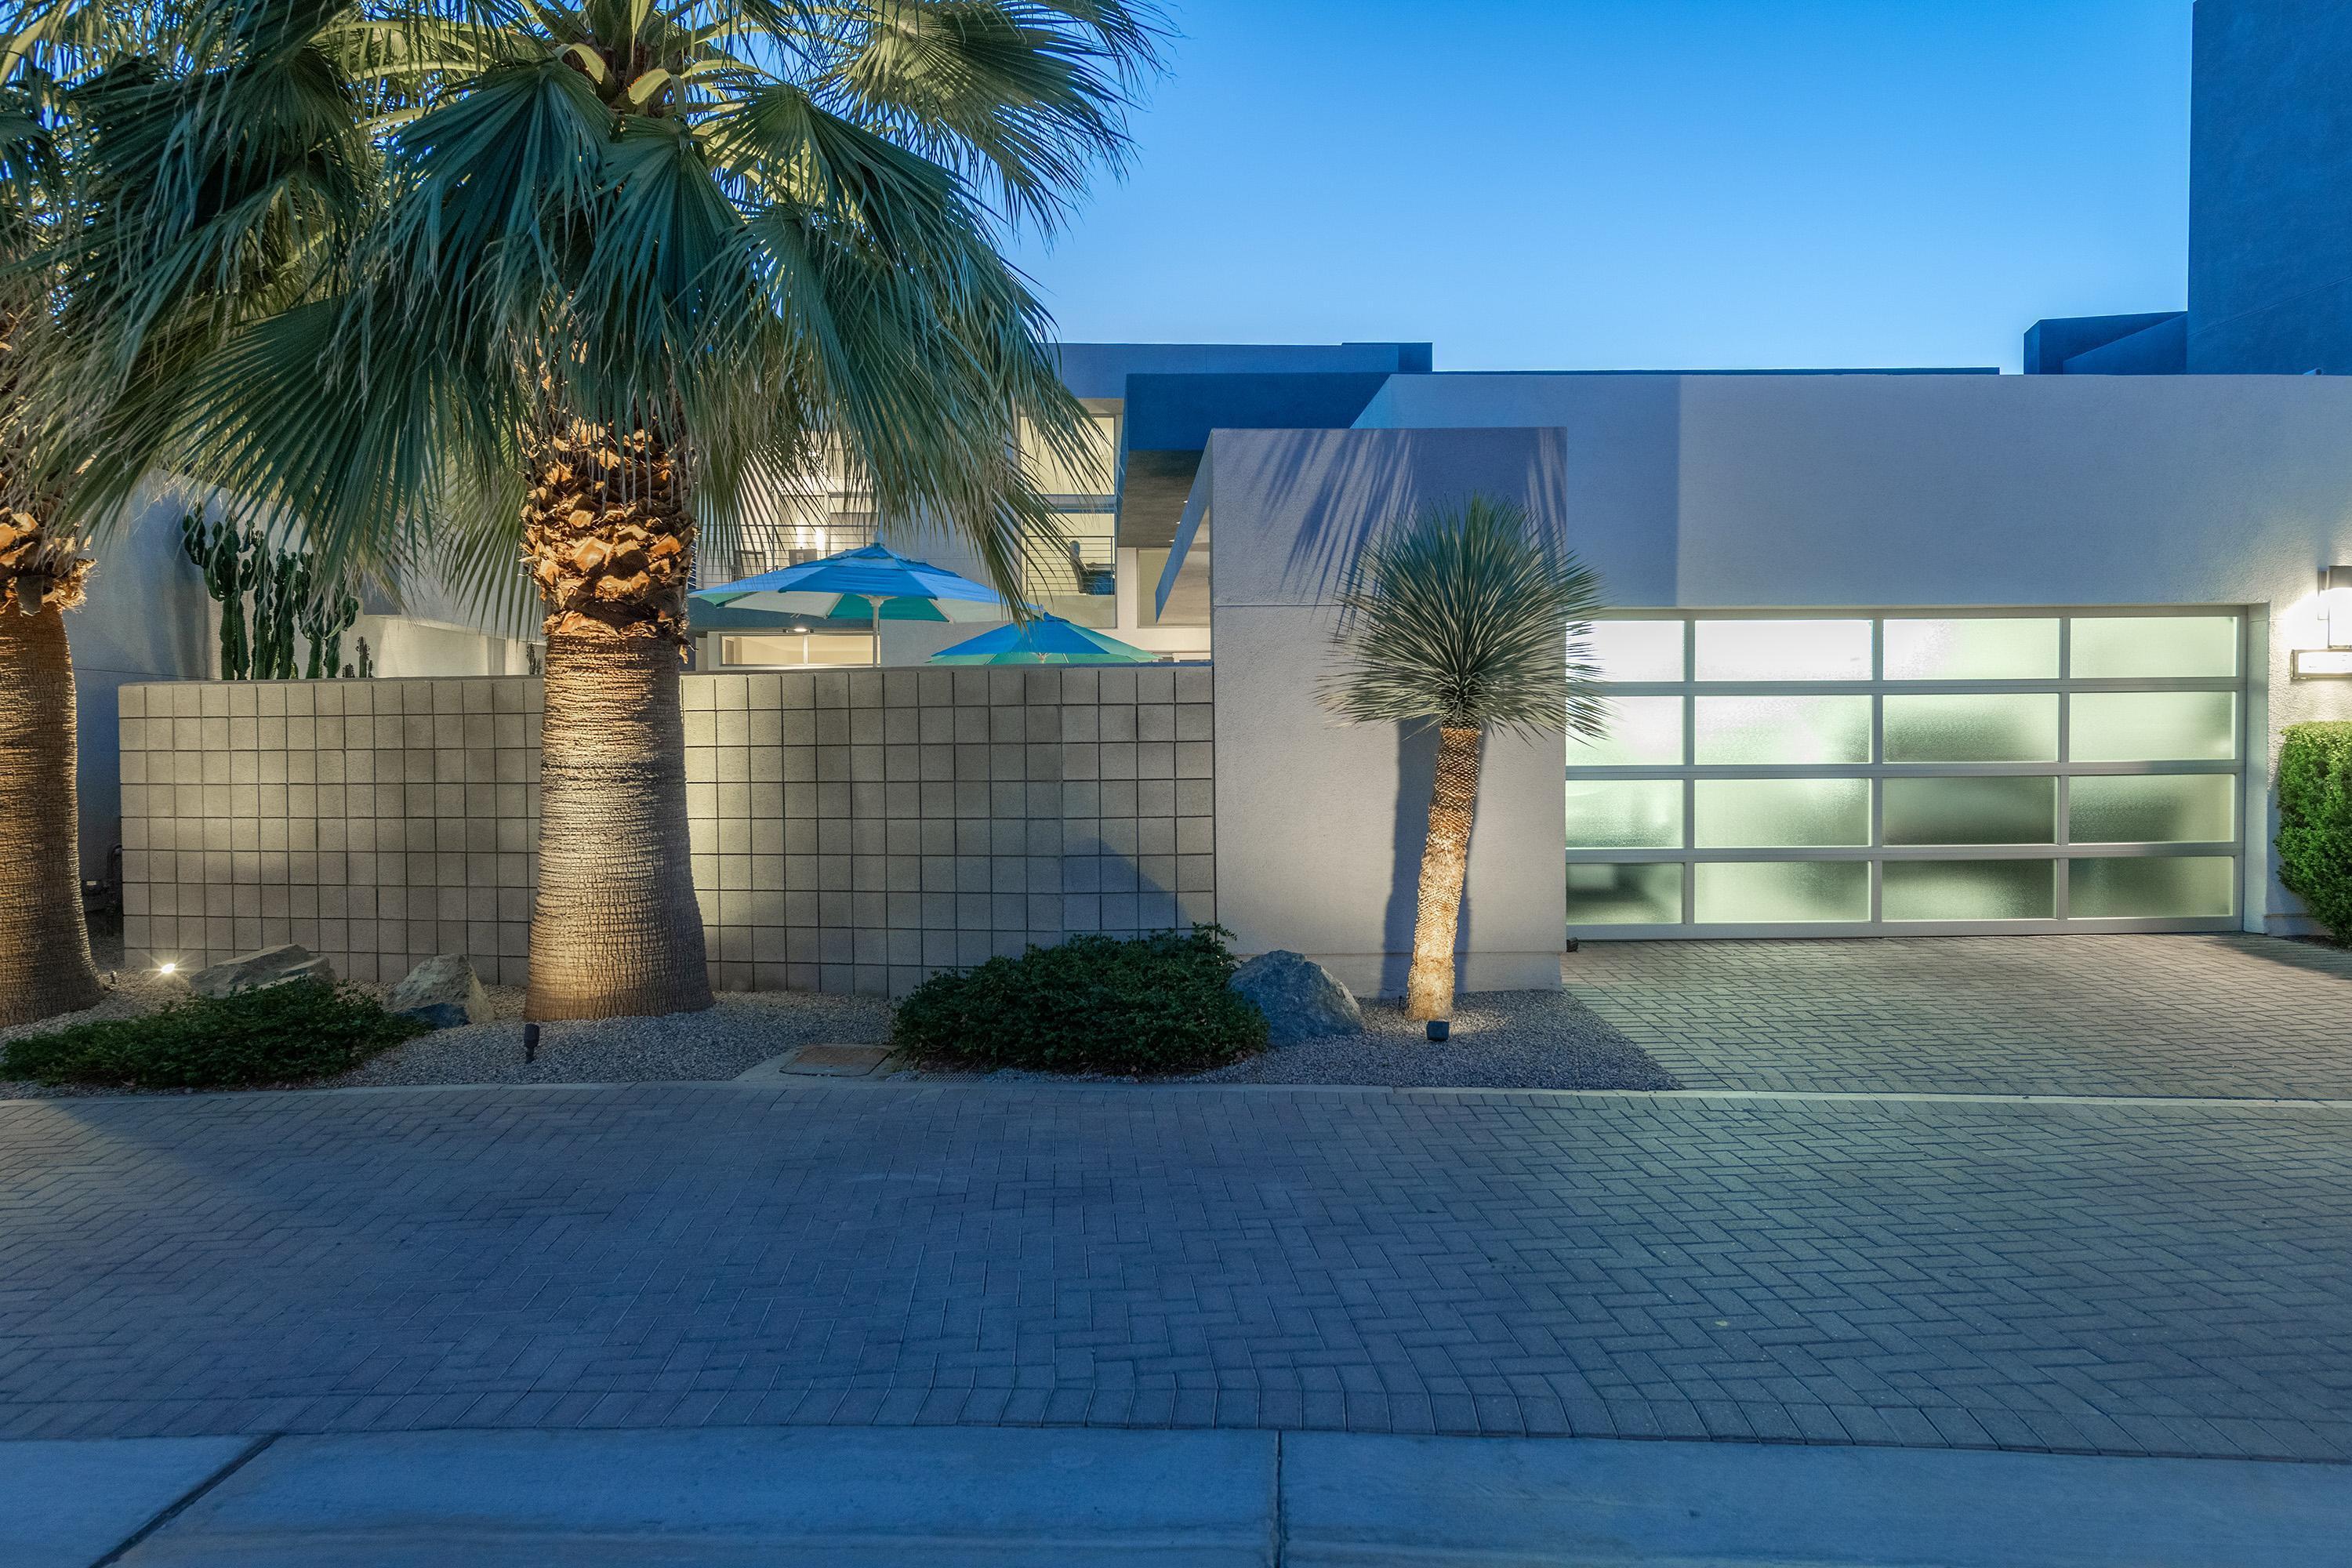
[{"left": 2293, "top": 567, "right": 2352, "bottom": 677}]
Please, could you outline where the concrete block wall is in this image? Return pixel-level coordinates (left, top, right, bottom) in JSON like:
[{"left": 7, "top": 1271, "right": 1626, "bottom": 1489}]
[{"left": 118, "top": 665, "right": 1214, "bottom": 996}]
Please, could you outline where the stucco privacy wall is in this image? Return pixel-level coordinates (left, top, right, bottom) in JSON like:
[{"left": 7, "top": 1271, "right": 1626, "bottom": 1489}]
[
  {"left": 1209, "top": 426, "right": 1577, "bottom": 995},
  {"left": 1207, "top": 373, "right": 2352, "bottom": 949},
  {"left": 118, "top": 666, "right": 1214, "bottom": 995}
]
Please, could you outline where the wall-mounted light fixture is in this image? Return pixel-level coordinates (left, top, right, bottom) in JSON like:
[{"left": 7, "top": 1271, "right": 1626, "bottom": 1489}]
[
  {"left": 2293, "top": 567, "right": 2352, "bottom": 678},
  {"left": 2322, "top": 567, "right": 2352, "bottom": 647}
]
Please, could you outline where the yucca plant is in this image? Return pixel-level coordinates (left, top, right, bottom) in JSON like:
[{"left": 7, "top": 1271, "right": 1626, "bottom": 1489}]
[
  {"left": 0, "top": 0, "right": 378, "bottom": 1023},
  {"left": 137, "top": 0, "right": 1160, "bottom": 1022},
  {"left": 1322, "top": 495, "right": 1606, "bottom": 1023}
]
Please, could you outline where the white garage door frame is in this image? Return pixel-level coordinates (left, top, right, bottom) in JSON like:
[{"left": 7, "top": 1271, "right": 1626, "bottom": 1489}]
[{"left": 1565, "top": 607, "right": 2252, "bottom": 939}]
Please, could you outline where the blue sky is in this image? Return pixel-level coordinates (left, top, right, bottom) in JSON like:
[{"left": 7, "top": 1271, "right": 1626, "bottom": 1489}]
[{"left": 1004, "top": 0, "right": 2194, "bottom": 373}]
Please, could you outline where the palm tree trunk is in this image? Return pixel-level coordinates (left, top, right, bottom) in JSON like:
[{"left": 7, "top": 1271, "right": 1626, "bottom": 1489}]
[
  {"left": 0, "top": 602, "right": 104, "bottom": 1025},
  {"left": 1404, "top": 724, "right": 1483, "bottom": 1023},
  {"left": 521, "top": 417, "right": 712, "bottom": 1021}
]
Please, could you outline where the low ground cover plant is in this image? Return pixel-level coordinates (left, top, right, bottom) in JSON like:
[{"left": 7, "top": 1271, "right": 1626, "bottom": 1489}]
[
  {"left": 2, "top": 982, "right": 428, "bottom": 1090},
  {"left": 894, "top": 925, "right": 1269, "bottom": 1076},
  {"left": 2279, "top": 721, "right": 2352, "bottom": 943}
]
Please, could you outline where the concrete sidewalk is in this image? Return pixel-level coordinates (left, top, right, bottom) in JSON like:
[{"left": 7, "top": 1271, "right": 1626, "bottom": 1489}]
[{"left": 9, "top": 1426, "right": 2349, "bottom": 1566}]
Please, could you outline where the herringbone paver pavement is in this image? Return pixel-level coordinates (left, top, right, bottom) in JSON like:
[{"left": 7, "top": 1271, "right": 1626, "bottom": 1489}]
[
  {"left": 1568, "top": 935, "right": 2352, "bottom": 1098},
  {"left": 2, "top": 1080, "right": 2347, "bottom": 1460}
]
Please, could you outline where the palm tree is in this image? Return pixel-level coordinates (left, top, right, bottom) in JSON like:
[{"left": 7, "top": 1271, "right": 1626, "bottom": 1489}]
[
  {"left": 153, "top": 0, "right": 1161, "bottom": 1021},
  {"left": 1322, "top": 495, "right": 1608, "bottom": 1024},
  {"left": 0, "top": 0, "right": 376, "bottom": 1023}
]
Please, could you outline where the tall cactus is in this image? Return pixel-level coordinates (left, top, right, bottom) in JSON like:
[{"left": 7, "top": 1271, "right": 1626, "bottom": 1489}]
[
  {"left": 177, "top": 513, "right": 250, "bottom": 679},
  {"left": 303, "top": 584, "right": 358, "bottom": 678}
]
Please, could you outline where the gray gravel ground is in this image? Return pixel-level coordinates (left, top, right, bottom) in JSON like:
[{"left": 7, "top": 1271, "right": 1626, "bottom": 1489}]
[
  {"left": 1185, "top": 989, "right": 1679, "bottom": 1090},
  {"left": 332, "top": 986, "right": 895, "bottom": 1088},
  {"left": 3, "top": 977, "right": 1671, "bottom": 1096}
]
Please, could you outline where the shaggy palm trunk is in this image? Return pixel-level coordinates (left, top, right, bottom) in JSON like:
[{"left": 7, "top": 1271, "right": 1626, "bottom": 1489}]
[
  {"left": 1404, "top": 724, "right": 1483, "bottom": 1023},
  {"left": 0, "top": 603, "right": 103, "bottom": 1024},
  {"left": 521, "top": 419, "right": 712, "bottom": 1021}
]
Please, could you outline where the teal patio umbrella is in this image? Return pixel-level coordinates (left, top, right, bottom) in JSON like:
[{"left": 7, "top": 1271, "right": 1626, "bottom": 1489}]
[
  {"left": 688, "top": 543, "right": 1014, "bottom": 662},
  {"left": 927, "top": 615, "right": 1160, "bottom": 665}
]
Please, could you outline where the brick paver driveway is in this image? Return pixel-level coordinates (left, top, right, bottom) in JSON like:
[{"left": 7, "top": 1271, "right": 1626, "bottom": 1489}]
[
  {"left": 4, "top": 1080, "right": 2348, "bottom": 1461},
  {"left": 1569, "top": 935, "right": 2352, "bottom": 1098}
]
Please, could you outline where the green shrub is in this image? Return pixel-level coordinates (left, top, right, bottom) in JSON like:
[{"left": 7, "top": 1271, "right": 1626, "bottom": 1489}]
[
  {"left": 894, "top": 925, "right": 1269, "bottom": 1075},
  {"left": 2, "top": 982, "right": 429, "bottom": 1090},
  {"left": 2278, "top": 722, "right": 2352, "bottom": 942}
]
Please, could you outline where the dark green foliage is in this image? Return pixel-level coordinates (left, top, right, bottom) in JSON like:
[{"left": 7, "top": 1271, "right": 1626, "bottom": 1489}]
[
  {"left": 2, "top": 982, "right": 428, "bottom": 1090},
  {"left": 2278, "top": 723, "right": 2352, "bottom": 942},
  {"left": 179, "top": 512, "right": 251, "bottom": 678},
  {"left": 174, "top": 511, "right": 363, "bottom": 681},
  {"left": 894, "top": 926, "right": 1269, "bottom": 1076}
]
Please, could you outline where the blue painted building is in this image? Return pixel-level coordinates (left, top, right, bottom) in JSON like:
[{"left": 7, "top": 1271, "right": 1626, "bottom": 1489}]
[{"left": 2029, "top": 0, "right": 2352, "bottom": 376}]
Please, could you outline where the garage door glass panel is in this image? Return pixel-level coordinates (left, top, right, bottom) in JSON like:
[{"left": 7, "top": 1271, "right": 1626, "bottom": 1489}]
[
  {"left": 1566, "top": 862, "right": 1682, "bottom": 925},
  {"left": 1578, "top": 696, "right": 1684, "bottom": 766},
  {"left": 1884, "top": 860, "right": 2055, "bottom": 921},
  {"left": 1566, "top": 781, "right": 1683, "bottom": 849},
  {"left": 2069, "top": 775, "right": 2236, "bottom": 844},
  {"left": 2070, "top": 691, "right": 2238, "bottom": 762},
  {"left": 1570, "top": 611, "right": 2244, "bottom": 938},
  {"left": 1882, "top": 776, "right": 2056, "bottom": 844},
  {"left": 1696, "top": 861, "right": 1870, "bottom": 924},
  {"left": 1588, "top": 621, "right": 1685, "bottom": 683},
  {"left": 2069, "top": 856, "right": 2236, "bottom": 919},
  {"left": 1695, "top": 620, "right": 1871, "bottom": 682},
  {"left": 2071, "top": 616, "right": 2238, "bottom": 680},
  {"left": 1694, "top": 779, "right": 1869, "bottom": 848},
  {"left": 1884, "top": 695, "right": 2059, "bottom": 762},
  {"left": 1694, "top": 696, "right": 1871, "bottom": 764},
  {"left": 1884, "top": 619, "right": 2060, "bottom": 681}
]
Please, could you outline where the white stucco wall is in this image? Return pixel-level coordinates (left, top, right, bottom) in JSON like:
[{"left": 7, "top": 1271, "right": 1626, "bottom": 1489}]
[{"left": 1211, "top": 374, "right": 2352, "bottom": 985}]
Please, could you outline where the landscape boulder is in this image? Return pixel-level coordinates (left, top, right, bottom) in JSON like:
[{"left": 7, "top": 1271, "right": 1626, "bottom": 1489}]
[
  {"left": 1229, "top": 949, "right": 1364, "bottom": 1045},
  {"left": 188, "top": 943, "right": 336, "bottom": 1000},
  {"left": 387, "top": 954, "right": 491, "bottom": 1029}
]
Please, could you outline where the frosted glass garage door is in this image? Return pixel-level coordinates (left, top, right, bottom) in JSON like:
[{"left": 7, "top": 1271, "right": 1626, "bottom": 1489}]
[{"left": 1566, "top": 612, "right": 2245, "bottom": 935}]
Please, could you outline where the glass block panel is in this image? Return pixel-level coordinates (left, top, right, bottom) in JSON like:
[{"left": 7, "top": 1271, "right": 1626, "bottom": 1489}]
[
  {"left": 1696, "top": 861, "right": 1870, "bottom": 924},
  {"left": 2068, "top": 775, "right": 2237, "bottom": 844},
  {"left": 2070, "top": 692, "right": 2238, "bottom": 762},
  {"left": 1694, "top": 696, "right": 1871, "bottom": 765},
  {"left": 1883, "top": 619, "right": 2060, "bottom": 681},
  {"left": 1883, "top": 860, "right": 2055, "bottom": 921},
  {"left": 1566, "top": 781, "right": 1684, "bottom": 849},
  {"left": 1566, "top": 862, "right": 1683, "bottom": 926},
  {"left": 1884, "top": 695, "right": 2059, "bottom": 762},
  {"left": 2071, "top": 615, "right": 2239, "bottom": 679},
  {"left": 2069, "top": 856, "right": 2236, "bottom": 920},
  {"left": 1573, "top": 696, "right": 1684, "bottom": 767},
  {"left": 1588, "top": 620, "right": 1686, "bottom": 683},
  {"left": 1883, "top": 777, "right": 2056, "bottom": 844},
  {"left": 1695, "top": 619, "right": 1872, "bottom": 681},
  {"left": 1694, "top": 779, "right": 1869, "bottom": 848}
]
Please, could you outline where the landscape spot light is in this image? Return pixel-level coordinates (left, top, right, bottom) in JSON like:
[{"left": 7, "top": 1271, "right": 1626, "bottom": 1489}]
[{"left": 157, "top": 961, "right": 177, "bottom": 976}]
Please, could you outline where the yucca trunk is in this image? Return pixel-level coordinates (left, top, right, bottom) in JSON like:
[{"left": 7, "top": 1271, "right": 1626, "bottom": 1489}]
[
  {"left": 521, "top": 419, "right": 712, "bottom": 1021},
  {"left": 1404, "top": 724, "right": 1482, "bottom": 1023},
  {"left": 0, "top": 602, "right": 103, "bottom": 1025}
]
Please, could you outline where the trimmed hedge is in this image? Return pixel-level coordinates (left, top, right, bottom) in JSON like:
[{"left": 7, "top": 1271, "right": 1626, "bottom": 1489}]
[
  {"left": 2278, "top": 721, "right": 2352, "bottom": 942},
  {"left": 893, "top": 925, "right": 1269, "bottom": 1076},
  {"left": 2, "top": 982, "right": 429, "bottom": 1090}
]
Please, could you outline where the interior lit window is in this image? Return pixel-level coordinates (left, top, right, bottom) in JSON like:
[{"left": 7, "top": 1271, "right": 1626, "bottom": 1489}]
[{"left": 717, "top": 633, "right": 877, "bottom": 667}]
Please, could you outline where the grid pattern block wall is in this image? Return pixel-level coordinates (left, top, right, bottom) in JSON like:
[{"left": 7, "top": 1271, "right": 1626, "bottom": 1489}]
[{"left": 119, "top": 664, "right": 1214, "bottom": 995}]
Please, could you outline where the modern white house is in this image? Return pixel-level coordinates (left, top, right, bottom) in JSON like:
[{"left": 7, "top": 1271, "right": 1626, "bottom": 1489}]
[{"left": 93, "top": 0, "right": 2352, "bottom": 997}]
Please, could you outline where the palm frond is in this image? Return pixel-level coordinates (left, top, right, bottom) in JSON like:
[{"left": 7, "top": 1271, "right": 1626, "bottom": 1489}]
[{"left": 1322, "top": 495, "right": 1610, "bottom": 741}]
